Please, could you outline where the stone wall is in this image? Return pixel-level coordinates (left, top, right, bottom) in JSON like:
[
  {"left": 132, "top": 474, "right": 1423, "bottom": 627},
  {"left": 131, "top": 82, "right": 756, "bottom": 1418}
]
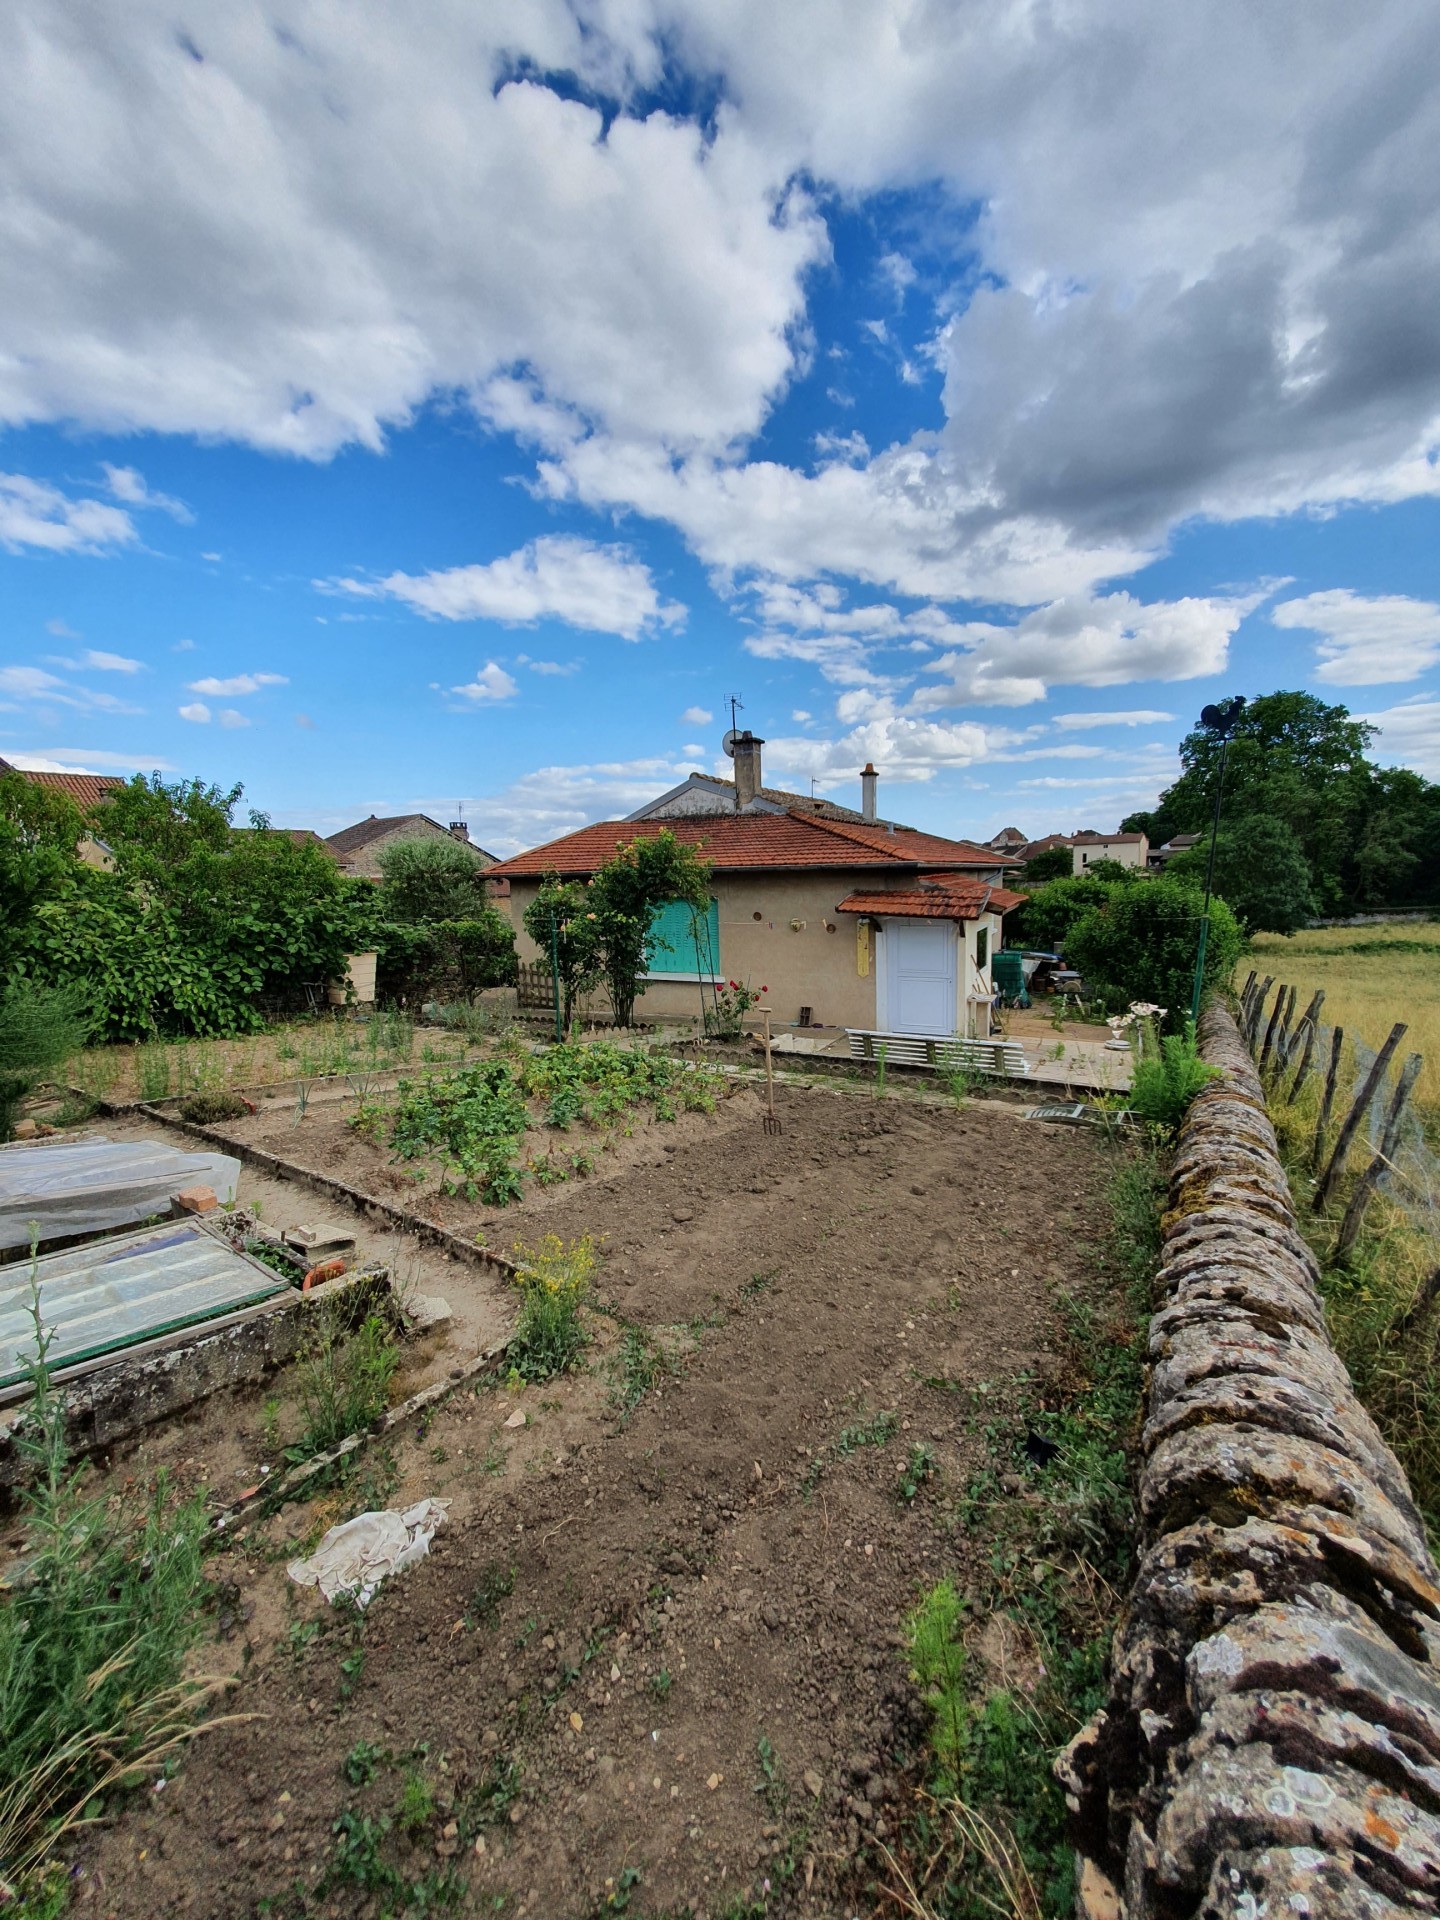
[{"left": 1060, "top": 1002, "right": 1440, "bottom": 1918}]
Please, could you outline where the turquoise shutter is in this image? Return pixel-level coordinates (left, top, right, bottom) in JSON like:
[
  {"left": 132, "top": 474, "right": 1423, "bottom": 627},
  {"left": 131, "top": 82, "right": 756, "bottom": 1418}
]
[{"left": 646, "top": 897, "right": 719, "bottom": 975}]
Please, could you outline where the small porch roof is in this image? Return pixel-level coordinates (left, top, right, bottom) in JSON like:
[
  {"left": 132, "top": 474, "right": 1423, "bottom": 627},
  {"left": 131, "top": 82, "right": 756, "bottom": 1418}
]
[{"left": 834, "top": 873, "right": 1026, "bottom": 921}]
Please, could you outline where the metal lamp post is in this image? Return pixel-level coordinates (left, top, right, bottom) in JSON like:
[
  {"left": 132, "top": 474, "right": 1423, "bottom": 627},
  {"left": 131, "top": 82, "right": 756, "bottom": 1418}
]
[{"left": 1188, "top": 695, "right": 1246, "bottom": 1025}]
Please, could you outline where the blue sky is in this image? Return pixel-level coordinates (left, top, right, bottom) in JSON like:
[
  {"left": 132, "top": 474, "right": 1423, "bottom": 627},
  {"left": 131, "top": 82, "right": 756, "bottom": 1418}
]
[{"left": 4, "top": 2, "right": 1440, "bottom": 853}]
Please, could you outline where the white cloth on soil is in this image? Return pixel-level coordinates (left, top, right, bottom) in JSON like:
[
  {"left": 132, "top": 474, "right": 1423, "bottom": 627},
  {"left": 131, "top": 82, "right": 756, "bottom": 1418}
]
[{"left": 286, "top": 1498, "right": 450, "bottom": 1607}]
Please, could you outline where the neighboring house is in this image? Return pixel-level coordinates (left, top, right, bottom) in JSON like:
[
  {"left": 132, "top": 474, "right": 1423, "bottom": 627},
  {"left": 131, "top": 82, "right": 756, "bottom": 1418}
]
[
  {"left": 631, "top": 738, "right": 911, "bottom": 830},
  {"left": 1068, "top": 830, "right": 1149, "bottom": 873},
  {"left": 986, "top": 825, "right": 1030, "bottom": 854},
  {"left": 1148, "top": 832, "right": 1201, "bottom": 869},
  {"left": 1017, "top": 831, "right": 1073, "bottom": 864},
  {"left": 0, "top": 758, "right": 122, "bottom": 869},
  {"left": 486, "top": 810, "right": 1025, "bottom": 1039},
  {"left": 325, "top": 813, "right": 498, "bottom": 879}
]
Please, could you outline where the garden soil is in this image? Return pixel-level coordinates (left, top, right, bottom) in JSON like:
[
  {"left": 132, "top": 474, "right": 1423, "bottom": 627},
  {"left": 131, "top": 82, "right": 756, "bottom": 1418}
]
[{"left": 75, "top": 1084, "right": 1113, "bottom": 1920}]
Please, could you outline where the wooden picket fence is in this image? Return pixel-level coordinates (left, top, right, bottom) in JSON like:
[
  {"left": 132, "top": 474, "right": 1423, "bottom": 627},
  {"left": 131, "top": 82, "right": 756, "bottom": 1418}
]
[{"left": 1237, "top": 969, "right": 1424, "bottom": 1261}]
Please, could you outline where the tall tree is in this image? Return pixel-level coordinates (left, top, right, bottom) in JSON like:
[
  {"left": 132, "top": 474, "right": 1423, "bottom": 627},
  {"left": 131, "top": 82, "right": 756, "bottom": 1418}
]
[
  {"left": 1157, "top": 692, "right": 1377, "bottom": 914},
  {"left": 1167, "top": 816, "right": 1315, "bottom": 934}
]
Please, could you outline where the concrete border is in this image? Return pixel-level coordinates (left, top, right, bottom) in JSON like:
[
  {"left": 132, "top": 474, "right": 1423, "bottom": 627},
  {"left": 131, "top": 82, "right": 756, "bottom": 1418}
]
[{"left": 1060, "top": 1002, "right": 1440, "bottom": 1919}]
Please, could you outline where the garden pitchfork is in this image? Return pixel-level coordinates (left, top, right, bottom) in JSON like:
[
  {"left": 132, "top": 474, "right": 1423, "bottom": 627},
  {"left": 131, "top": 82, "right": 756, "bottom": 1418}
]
[{"left": 761, "top": 1009, "right": 782, "bottom": 1135}]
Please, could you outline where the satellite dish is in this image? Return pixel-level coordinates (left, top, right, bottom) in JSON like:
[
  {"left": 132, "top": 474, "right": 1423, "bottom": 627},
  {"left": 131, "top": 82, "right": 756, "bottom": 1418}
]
[{"left": 721, "top": 729, "right": 741, "bottom": 758}]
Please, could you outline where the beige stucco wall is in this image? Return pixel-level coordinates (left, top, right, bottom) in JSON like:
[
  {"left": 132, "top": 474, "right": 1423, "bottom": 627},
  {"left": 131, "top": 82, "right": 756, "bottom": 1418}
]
[
  {"left": 504, "top": 871, "right": 1008, "bottom": 1034},
  {"left": 1071, "top": 836, "right": 1148, "bottom": 874}
]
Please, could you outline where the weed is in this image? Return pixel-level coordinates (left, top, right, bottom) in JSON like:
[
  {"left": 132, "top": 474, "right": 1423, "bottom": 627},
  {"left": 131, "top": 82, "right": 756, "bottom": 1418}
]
[
  {"left": 889, "top": 1146, "right": 1161, "bottom": 1920},
  {"left": 52, "top": 1090, "right": 99, "bottom": 1127},
  {"left": 753, "top": 1736, "right": 786, "bottom": 1816},
  {"left": 338, "top": 1647, "right": 366, "bottom": 1700},
  {"left": 467, "top": 1562, "right": 516, "bottom": 1627},
  {"left": 288, "top": 1620, "right": 320, "bottom": 1660},
  {"left": 649, "top": 1668, "right": 673, "bottom": 1699},
  {"left": 0, "top": 1266, "right": 215, "bottom": 1885},
  {"left": 740, "top": 1267, "right": 778, "bottom": 1299},
  {"left": 179, "top": 1089, "right": 250, "bottom": 1125},
  {"left": 343, "top": 1740, "right": 386, "bottom": 1788},
  {"left": 1126, "top": 1019, "right": 1218, "bottom": 1133},
  {"left": 802, "top": 1406, "right": 899, "bottom": 1495},
  {"left": 262, "top": 1396, "right": 283, "bottom": 1454},
  {"left": 398, "top": 1763, "right": 435, "bottom": 1832},
  {"left": 347, "top": 1098, "right": 389, "bottom": 1144},
  {"left": 291, "top": 1308, "right": 400, "bottom": 1458},
  {"left": 897, "top": 1442, "right": 938, "bottom": 1504},
  {"left": 507, "top": 1235, "right": 596, "bottom": 1383},
  {"left": 611, "top": 1325, "right": 673, "bottom": 1416},
  {"left": 594, "top": 1865, "right": 644, "bottom": 1913},
  {"left": 874, "top": 1040, "right": 888, "bottom": 1096},
  {"left": 136, "top": 1044, "right": 171, "bottom": 1105}
]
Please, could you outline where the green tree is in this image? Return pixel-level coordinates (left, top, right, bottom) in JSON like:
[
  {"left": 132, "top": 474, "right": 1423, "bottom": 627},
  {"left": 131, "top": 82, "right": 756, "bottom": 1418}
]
[
  {"left": 1157, "top": 692, "right": 1375, "bottom": 913},
  {"left": 1065, "top": 878, "right": 1241, "bottom": 1026},
  {"left": 377, "top": 836, "right": 493, "bottom": 923},
  {"left": 1021, "top": 843, "right": 1074, "bottom": 885},
  {"left": 1167, "top": 816, "right": 1315, "bottom": 934},
  {"left": 587, "top": 830, "right": 713, "bottom": 1027},
  {"left": 97, "top": 772, "right": 241, "bottom": 872},
  {"left": 522, "top": 876, "right": 604, "bottom": 1028},
  {"left": 0, "top": 773, "right": 85, "bottom": 974},
  {"left": 1011, "top": 869, "right": 1142, "bottom": 952}
]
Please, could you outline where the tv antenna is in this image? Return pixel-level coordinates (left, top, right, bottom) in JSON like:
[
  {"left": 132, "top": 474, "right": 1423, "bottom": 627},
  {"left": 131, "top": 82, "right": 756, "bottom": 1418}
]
[{"left": 721, "top": 693, "right": 744, "bottom": 758}]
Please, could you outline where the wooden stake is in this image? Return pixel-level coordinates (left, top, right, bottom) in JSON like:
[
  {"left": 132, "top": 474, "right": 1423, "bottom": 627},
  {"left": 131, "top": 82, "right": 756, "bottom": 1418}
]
[
  {"left": 1284, "top": 992, "right": 1325, "bottom": 1103},
  {"left": 1315, "top": 1021, "right": 1408, "bottom": 1211},
  {"left": 1259, "top": 983, "right": 1289, "bottom": 1075},
  {"left": 1335, "top": 1052, "right": 1423, "bottom": 1259},
  {"left": 1310, "top": 1026, "right": 1344, "bottom": 1174},
  {"left": 1245, "top": 976, "right": 1274, "bottom": 1050},
  {"left": 1275, "top": 985, "right": 1304, "bottom": 1072}
]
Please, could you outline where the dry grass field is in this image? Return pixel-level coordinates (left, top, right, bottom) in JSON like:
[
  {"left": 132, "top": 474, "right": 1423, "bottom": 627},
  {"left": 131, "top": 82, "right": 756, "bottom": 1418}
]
[{"left": 1239, "top": 921, "right": 1440, "bottom": 1113}]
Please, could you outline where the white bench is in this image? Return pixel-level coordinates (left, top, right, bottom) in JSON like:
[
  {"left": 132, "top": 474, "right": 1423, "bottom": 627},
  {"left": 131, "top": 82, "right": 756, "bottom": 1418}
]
[{"left": 844, "top": 1030, "right": 1032, "bottom": 1078}]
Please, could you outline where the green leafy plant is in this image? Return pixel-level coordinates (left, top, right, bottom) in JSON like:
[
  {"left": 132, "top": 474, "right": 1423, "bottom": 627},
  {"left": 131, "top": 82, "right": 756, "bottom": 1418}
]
[
  {"left": 467, "top": 1562, "right": 516, "bottom": 1627},
  {"left": 179, "top": 1089, "right": 250, "bottom": 1125},
  {"left": 908, "top": 1580, "right": 971, "bottom": 1793},
  {"left": 1126, "top": 1020, "right": 1219, "bottom": 1132},
  {"left": 507, "top": 1234, "right": 596, "bottom": 1383},
  {"left": 0, "top": 984, "right": 90, "bottom": 1140},
  {"left": 897, "top": 1441, "right": 938, "bottom": 1504},
  {"left": 0, "top": 1268, "right": 215, "bottom": 1886},
  {"left": 292, "top": 1309, "right": 400, "bottom": 1457}
]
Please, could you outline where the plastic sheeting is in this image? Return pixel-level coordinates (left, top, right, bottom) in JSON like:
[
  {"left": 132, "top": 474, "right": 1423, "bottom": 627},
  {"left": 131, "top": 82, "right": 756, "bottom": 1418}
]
[
  {"left": 287, "top": 1500, "right": 451, "bottom": 1607},
  {"left": 0, "top": 1135, "right": 241, "bottom": 1251},
  {"left": 0, "top": 1218, "right": 289, "bottom": 1391}
]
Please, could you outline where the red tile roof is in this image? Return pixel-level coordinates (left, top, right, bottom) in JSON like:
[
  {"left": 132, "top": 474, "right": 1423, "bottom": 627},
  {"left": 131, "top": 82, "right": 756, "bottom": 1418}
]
[
  {"left": 835, "top": 875, "right": 1027, "bottom": 921},
  {"left": 486, "top": 812, "right": 1019, "bottom": 879},
  {"left": 0, "top": 761, "right": 125, "bottom": 809}
]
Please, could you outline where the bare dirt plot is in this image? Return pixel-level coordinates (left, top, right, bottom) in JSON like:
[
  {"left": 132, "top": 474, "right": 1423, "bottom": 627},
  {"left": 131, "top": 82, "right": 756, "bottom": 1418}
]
[{"left": 77, "top": 1086, "right": 1114, "bottom": 1920}]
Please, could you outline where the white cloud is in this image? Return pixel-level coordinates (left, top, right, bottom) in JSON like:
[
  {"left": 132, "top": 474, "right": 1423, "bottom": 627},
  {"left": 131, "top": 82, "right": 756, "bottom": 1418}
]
[
  {"left": 449, "top": 663, "right": 519, "bottom": 705},
  {"left": 2, "top": 747, "right": 175, "bottom": 771},
  {"left": 791, "top": 709, "right": 812, "bottom": 723},
  {"left": 1360, "top": 697, "right": 1440, "bottom": 780},
  {"left": 172, "top": 637, "right": 196, "bottom": 652},
  {"left": 218, "top": 708, "right": 249, "bottom": 729},
  {"left": 45, "top": 618, "right": 79, "bottom": 638},
  {"left": 681, "top": 705, "right": 714, "bottom": 726},
  {"left": 1054, "top": 709, "right": 1177, "bottom": 730},
  {"left": 0, "top": 663, "right": 141, "bottom": 714},
  {"left": 178, "top": 702, "right": 211, "bottom": 723},
  {"left": 0, "top": 472, "right": 135, "bottom": 554},
  {"left": 99, "top": 463, "right": 193, "bottom": 522},
  {"left": 48, "top": 648, "right": 144, "bottom": 674},
  {"left": 0, "top": 7, "right": 823, "bottom": 458},
  {"left": 914, "top": 592, "right": 1251, "bottom": 708},
  {"left": 517, "top": 656, "right": 581, "bottom": 677},
  {"left": 187, "top": 672, "right": 287, "bottom": 697},
  {"left": 335, "top": 536, "right": 684, "bottom": 641},
  {"left": 439, "top": 756, "right": 700, "bottom": 854},
  {"left": 1272, "top": 589, "right": 1440, "bottom": 685},
  {"left": 6, "top": 7, "right": 1440, "bottom": 609},
  {"left": 763, "top": 715, "right": 1033, "bottom": 788},
  {"left": 681, "top": 742, "right": 706, "bottom": 757}
]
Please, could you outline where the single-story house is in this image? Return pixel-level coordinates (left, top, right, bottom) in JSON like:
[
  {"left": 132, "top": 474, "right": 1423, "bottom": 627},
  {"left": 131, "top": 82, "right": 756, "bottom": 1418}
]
[
  {"left": 486, "top": 809, "right": 1025, "bottom": 1039},
  {"left": 986, "top": 825, "right": 1031, "bottom": 854},
  {"left": 326, "top": 813, "right": 498, "bottom": 879}
]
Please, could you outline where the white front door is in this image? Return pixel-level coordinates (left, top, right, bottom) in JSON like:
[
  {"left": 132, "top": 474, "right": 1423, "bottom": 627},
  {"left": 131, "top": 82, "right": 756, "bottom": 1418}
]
[{"left": 883, "top": 918, "right": 958, "bottom": 1034}]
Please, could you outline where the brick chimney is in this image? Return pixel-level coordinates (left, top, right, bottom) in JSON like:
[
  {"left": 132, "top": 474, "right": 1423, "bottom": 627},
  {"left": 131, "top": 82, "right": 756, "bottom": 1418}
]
[
  {"left": 449, "top": 821, "right": 470, "bottom": 842},
  {"left": 861, "top": 763, "right": 878, "bottom": 824},
  {"left": 732, "top": 731, "right": 765, "bottom": 810}
]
